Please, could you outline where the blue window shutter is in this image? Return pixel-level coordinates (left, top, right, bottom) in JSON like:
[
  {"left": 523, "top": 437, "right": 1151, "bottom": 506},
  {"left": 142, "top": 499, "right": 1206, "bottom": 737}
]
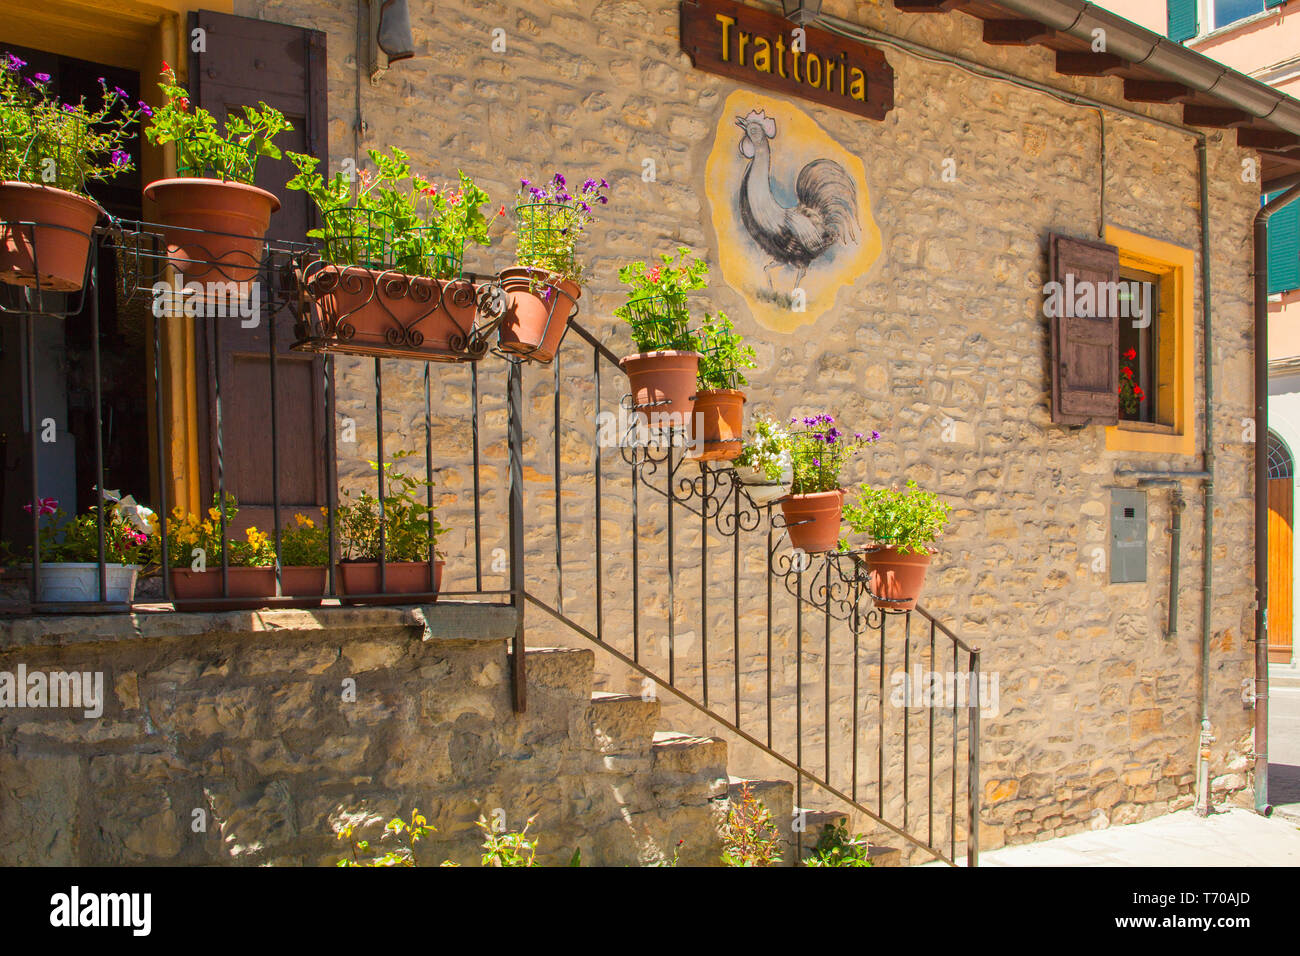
[
  {"left": 1268, "top": 192, "right": 1300, "bottom": 294},
  {"left": 1267, "top": 0, "right": 1285, "bottom": 9},
  {"left": 1168, "top": 0, "right": 1199, "bottom": 40}
]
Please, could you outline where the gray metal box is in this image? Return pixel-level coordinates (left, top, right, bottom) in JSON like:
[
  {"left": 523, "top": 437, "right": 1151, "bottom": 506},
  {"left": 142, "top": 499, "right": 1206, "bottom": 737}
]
[{"left": 1110, "top": 489, "right": 1147, "bottom": 583}]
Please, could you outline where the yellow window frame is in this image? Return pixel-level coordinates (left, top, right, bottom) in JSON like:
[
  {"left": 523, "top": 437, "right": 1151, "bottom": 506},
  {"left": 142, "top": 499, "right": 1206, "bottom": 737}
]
[{"left": 1103, "top": 225, "right": 1196, "bottom": 457}]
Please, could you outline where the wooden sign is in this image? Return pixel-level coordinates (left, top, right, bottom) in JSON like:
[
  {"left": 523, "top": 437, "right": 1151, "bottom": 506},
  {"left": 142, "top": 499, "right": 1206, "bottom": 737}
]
[{"left": 680, "top": 0, "right": 894, "bottom": 121}]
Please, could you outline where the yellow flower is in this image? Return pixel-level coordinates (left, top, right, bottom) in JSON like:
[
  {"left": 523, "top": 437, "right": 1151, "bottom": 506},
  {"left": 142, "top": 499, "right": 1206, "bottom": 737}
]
[{"left": 208, "top": 508, "right": 221, "bottom": 522}]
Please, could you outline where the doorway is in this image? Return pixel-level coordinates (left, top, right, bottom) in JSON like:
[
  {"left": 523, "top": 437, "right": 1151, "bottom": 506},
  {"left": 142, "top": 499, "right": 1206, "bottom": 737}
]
[{"left": 1269, "top": 430, "right": 1295, "bottom": 665}]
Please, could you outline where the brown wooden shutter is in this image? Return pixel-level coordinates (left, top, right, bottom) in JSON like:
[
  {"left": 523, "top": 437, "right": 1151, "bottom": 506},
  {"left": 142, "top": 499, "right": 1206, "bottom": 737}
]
[
  {"left": 1050, "top": 233, "right": 1121, "bottom": 426},
  {"left": 188, "top": 11, "right": 329, "bottom": 531}
]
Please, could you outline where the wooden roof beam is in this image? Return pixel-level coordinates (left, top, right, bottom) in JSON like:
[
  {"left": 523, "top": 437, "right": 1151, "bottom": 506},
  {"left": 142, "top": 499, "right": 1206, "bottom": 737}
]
[
  {"left": 1238, "top": 127, "right": 1300, "bottom": 149},
  {"left": 1055, "top": 51, "right": 1127, "bottom": 77},
  {"left": 1122, "top": 79, "right": 1196, "bottom": 104},
  {"left": 983, "top": 18, "right": 1056, "bottom": 45},
  {"left": 893, "top": 0, "right": 967, "bottom": 11},
  {"left": 1184, "top": 105, "right": 1255, "bottom": 128}
]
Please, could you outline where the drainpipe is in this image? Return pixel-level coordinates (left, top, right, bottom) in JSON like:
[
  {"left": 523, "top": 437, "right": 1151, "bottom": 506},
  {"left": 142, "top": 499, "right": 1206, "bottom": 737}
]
[
  {"left": 1198, "top": 139, "right": 1217, "bottom": 816},
  {"left": 1253, "top": 183, "right": 1300, "bottom": 813}
]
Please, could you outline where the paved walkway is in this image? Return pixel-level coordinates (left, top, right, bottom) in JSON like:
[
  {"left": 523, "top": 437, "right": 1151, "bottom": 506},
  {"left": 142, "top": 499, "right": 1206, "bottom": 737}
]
[{"left": 977, "top": 807, "right": 1300, "bottom": 866}]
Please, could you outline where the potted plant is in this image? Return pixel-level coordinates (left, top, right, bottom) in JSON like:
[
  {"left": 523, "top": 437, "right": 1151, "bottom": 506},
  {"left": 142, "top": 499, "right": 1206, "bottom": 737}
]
[
  {"left": 13, "top": 495, "right": 151, "bottom": 603},
  {"left": 162, "top": 493, "right": 278, "bottom": 610},
  {"left": 336, "top": 452, "right": 446, "bottom": 603},
  {"left": 781, "top": 415, "right": 878, "bottom": 555},
  {"left": 691, "top": 310, "right": 755, "bottom": 460},
  {"left": 843, "top": 480, "right": 951, "bottom": 611},
  {"left": 499, "top": 173, "right": 608, "bottom": 362},
  {"left": 733, "top": 417, "right": 793, "bottom": 505},
  {"left": 615, "top": 247, "right": 708, "bottom": 430},
  {"left": 278, "top": 510, "right": 331, "bottom": 605},
  {"left": 0, "top": 54, "right": 144, "bottom": 291},
  {"left": 288, "top": 148, "right": 499, "bottom": 360},
  {"left": 142, "top": 62, "right": 290, "bottom": 281}
]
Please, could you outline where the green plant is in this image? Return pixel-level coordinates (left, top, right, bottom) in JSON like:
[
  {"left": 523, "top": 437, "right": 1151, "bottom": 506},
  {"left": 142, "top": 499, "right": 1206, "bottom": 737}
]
[
  {"left": 804, "top": 821, "right": 874, "bottom": 867},
  {"left": 514, "top": 173, "right": 609, "bottom": 287},
  {"left": 720, "top": 783, "right": 783, "bottom": 867},
  {"left": 278, "top": 511, "right": 330, "bottom": 566},
  {"left": 477, "top": 814, "right": 539, "bottom": 867},
  {"left": 160, "top": 493, "right": 277, "bottom": 568},
  {"left": 735, "top": 417, "right": 792, "bottom": 483},
  {"left": 20, "top": 496, "right": 152, "bottom": 565},
  {"left": 696, "top": 311, "right": 756, "bottom": 390},
  {"left": 842, "top": 479, "right": 952, "bottom": 554},
  {"left": 1119, "top": 347, "right": 1143, "bottom": 416},
  {"left": 614, "top": 247, "right": 708, "bottom": 352},
  {"left": 143, "top": 62, "right": 290, "bottom": 184},
  {"left": 287, "top": 147, "right": 497, "bottom": 278},
  {"left": 788, "top": 414, "right": 879, "bottom": 495},
  {"left": 648, "top": 839, "right": 684, "bottom": 867},
  {"left": 0, "top": 52, "right": 145, "bottom": 195},
  {"left": 336, "top": 451, "right": 446, "bottom": 563},
  {"left": 338, "top": 809, "right": 434, "bottom": 867}
]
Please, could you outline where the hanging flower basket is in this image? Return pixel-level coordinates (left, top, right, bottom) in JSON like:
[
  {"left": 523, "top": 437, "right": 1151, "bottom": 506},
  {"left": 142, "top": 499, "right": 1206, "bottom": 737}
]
[
  {"left": 497, "top": 265, "right": 579, "bottom": 362},
  {"left": 859, "top": 546, "right": 933, "bottom": 611},
  {"left": 0, "top": 183, "right": 102, "bottom": 292},
  {"left": 689, "top": 388, "right": 745, "bottom": 461},
  {"left": 780, "top": 489, "right": 844, "bottom": 555},
  {"left": 143, "top": 177, "right": 279, "bottom": 283}
]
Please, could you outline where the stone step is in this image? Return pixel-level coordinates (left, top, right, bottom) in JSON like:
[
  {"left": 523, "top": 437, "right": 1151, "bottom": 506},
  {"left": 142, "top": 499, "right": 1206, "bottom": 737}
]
[
  {"left": 586, "top": 692, "right": 662, "bottom": 755},
  {"left": 522, "top": 646, "right": 595, "bottom": 700},
  {"left": 651, "top": 731, "right": 728, "bottom": 776}
]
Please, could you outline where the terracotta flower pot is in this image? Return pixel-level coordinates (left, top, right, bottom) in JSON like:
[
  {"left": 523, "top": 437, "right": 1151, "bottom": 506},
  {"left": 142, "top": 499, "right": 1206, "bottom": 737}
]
[
  {"left": 281, "top": 565, "right": 329, "bottom": 608},
  {"left": 301, "top": 264, "right": 479, "bottom": 360},
  {"left": 337, "top": 559, "right": 444, "bottom": 605},
  {"left": 0, "top": 183, "right": 102, "bottom": 291},
  {"left": 169, "top": 565, "right": 277, "bottom": 611},
  {"left": 620, "top": 350, "right": 701, "bottom": 430},
  {"left": 143, "top": 177, "right": 280, "bottom": 283},
  {"left": 497, "top": 266, "right": 579, "bottom": 362},
  {"left": 861, "top": 547, "right": 933, "bottom": 612},
  {"left": 780, "top": 490, "right": 844, "bottom": 554},
  {"left": 689, "top": 388, "right": 745, "bottom": 461}
]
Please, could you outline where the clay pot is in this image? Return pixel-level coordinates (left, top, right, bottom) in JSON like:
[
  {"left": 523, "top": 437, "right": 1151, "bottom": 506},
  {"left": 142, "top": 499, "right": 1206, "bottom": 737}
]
[
  {"left": 0, "top": 183, "right": 102, "bottom": 291},
  {"left": 689, "top": 388, "right": 745, "bottom": 461},
  {"left": 780, "top": 490, "right": 844, "bottom": 555},
  {"left": 620, "top": 350, "right": 701, "bottom": 430},
  {"left": 497, "top": 266, "right": 579, "bottom": 362},
  {"left": 281, "top": 565, "right": 329, "bottom": 608},
  {"left": 861, "top": 547, "right": 933, "bottom": 611},
  {"left": 169, "top": 566, "right": 277, "bottom": 611},
  {"left": 337, "top": 559, "right": 444, "bottom": 605},
  {"left": 143, "top": 178, "right": 280, "bottom": 283},
  {"left": 303, "top": 264, "right": 479, "bottom": 359}
]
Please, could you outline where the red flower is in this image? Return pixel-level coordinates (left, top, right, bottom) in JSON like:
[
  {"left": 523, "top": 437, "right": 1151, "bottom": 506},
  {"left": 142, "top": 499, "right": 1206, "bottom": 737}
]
[
  {"left": 1123, "top": 348, "right": 1136, "bottom": 360},
  {"left": 648, "top": 266, "right": 661, "bottom": 283},
  {"left": 1121, "top": 366, "right": 1133, "bottom": 380},
  {"left": 1134, "top": 386, "right": 1145, "bottom": 399}
]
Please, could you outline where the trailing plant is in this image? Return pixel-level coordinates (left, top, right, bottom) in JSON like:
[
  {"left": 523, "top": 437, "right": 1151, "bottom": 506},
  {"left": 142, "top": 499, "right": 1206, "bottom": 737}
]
[
  {"left": 336, "top": 451, "right": 446, "bottom": 563},
  {"left": 735, "top": 417, "right": 792, "bottom": 482},
  {"left": 842, "top": 479, "right": 952, "bottom": 554},
  {"left": 1118, "top": 346, "right": 1143, "bottom": 417},
  {"left": 338, "top": 809, "right": 434, "bottom": 867},
  {"left": 720, "top": 783, "right": 783, "bottom": 867},
  {"left": 160, "top": 493, "right": 277, "bottom": 568},
  {"left": 477, "top": 814, "right": 539, "bottom": 867},
  {"left": 788, "top": 414, "right": 879, "bottom": 495},
  {"left": 278, "top": 510, "right": 330, "bottom": 567},
  {"left": 804, "top": 821, "right": 874, "bottom": 867},
  {"left": 144, "top": 63, "right": 290, "bottom": 184},
  {"left": 696, "top": 310, "right": 756, "bottom": 390},
  {"left": 614, "top": 247, "right": 708, "bottom": 352},
  {"left": 0, "top": 52, "right": 145, "bottom": 195},
  {"left": 18, "top": 496, "right": 153, "bottom": 565},
  {"left": 287, "top": 147, "right": 498, "bottom": 278},
  {"left": 514, "top": 172, "right": 609, "bottom": 287}
]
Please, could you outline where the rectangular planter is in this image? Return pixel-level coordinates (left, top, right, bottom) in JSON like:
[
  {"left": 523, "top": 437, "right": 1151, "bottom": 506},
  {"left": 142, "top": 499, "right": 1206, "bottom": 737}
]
[
  {"left": 281, "top": 565, "right": 329, "bottom": 608},
  {"left": 170, "top": 566, "right": 277, "bottom": 612},
  {"left": 336, "top": 560, "right": 443, "bottom": 605},
  {"left": 23, "top": 562, "right": 139, "bottom": 604}
]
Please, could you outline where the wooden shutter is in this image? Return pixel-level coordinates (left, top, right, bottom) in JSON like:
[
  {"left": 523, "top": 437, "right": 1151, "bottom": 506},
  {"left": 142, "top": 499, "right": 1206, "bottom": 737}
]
[
  {"left": 1167, "top": 0, "right": 1198, "bottom": 41},
  {"left": 189, "top": 10, "right": 329, "bottom": 531},
  {"left": 1267, "top": 192, "right": 1300, "bottom": 295},
  {"left": 1267, "top": 0, "right": 1286, "bottom": 9},
  {"left": 1049, "top": 234, "right": 1121, "bottom": 426}
]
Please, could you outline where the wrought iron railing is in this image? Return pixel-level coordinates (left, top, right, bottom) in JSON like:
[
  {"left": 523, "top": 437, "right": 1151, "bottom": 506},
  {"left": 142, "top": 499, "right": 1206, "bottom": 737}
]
[{"left": 0, "top": 215, "right": 979, "bottom": 864}]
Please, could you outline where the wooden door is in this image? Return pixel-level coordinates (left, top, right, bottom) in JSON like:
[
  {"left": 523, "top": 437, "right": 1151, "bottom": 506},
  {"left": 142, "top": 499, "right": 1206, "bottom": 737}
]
[
  {"left": 1269, "top": 477, "right": 1294, "bottom": 664},
  {"left": 189, "top": 10, "right": 328, "bottom": 534}
]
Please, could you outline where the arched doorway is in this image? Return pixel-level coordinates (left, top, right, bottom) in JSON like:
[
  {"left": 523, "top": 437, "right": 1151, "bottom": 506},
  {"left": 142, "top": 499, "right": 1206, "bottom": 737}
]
[{"left": 1269, "top": 430, "right": 1295, "bottom": 665}]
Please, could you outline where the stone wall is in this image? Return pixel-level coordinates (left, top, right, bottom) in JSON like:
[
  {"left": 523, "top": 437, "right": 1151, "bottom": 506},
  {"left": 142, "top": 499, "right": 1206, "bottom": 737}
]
[
  {"left": 0, "top": 606, "right": 735, "bottom": 866},
  {"left": 240, "top": 0, "right": 1262, "bottom": 852}
]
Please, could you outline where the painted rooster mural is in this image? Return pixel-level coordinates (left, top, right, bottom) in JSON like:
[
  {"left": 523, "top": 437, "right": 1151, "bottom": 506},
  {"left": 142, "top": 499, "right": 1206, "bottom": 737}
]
[{"left": 734, "top": 109, "right": 860, "bottom": 292}]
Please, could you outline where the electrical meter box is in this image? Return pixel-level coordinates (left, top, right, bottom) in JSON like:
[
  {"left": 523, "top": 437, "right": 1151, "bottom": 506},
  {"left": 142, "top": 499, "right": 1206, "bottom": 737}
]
[{"left": 1110, "top": 489, "right": 1147, "bottom": 584}]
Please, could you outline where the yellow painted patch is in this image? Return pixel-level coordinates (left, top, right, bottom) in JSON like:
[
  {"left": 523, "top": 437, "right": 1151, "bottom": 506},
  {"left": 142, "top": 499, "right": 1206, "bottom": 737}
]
[{"left": 705, "top": 90, "right": 881, "bottom": 333}]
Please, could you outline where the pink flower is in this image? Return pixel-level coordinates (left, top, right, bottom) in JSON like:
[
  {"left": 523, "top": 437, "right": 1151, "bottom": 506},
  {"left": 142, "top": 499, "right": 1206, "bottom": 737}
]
[{"left": 23, "top": 496, "right": 58, "bottom": 516}]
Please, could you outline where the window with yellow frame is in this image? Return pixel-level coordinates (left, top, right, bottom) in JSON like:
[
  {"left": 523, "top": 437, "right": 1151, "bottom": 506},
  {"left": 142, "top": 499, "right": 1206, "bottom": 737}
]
[{"left": 1103, "top": 225, "right": 1196, "bottom": 457}]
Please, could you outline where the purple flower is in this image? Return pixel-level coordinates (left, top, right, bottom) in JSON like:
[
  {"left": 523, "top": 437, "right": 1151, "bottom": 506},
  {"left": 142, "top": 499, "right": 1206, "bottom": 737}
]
[
  {"left": 32, "top": 72, "right": 50, "bottom": 84},
  {"left": 62, "top": 103, "right": 76, "bottom": 112},
  {"left": 138, "top": 100, "right": 153, "bottom": 117},
  {"left": 558, "top": 192, "right": 572, "bottom": 202},
  {"left": 870, "top": 430, "right": 881, "bottom": 442},
  {"left": 113, "top": 86, "right": 127, "bottom": 99},
  {"left": 6, "top": 54, "right": 27, "bottom": 71},
  {"left": 110, "top": 149, "right": 129, "bottom": 167},
  {"left": 96, "top": 76, "right": 105, "bottom": 85},
  {"left": 552, "top": 172, "right": 566, "bottom": 187},
  {"left": 598, "top": 196, "right": 608, "bottom": 204},
  {"left": 520, "top": 178, "right": 530, "bottom": 188},
  {"left": 812, "top": 459, "right": 821, "bottom": 467}
]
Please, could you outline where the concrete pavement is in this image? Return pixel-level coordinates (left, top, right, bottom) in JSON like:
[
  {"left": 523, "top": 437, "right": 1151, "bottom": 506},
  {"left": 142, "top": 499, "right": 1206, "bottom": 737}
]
[{"left": 1270, "top": 673, "right": 1300, "bottom": 821}]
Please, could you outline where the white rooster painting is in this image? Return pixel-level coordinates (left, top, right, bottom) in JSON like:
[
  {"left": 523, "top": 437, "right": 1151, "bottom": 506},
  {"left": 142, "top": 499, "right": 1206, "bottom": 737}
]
[{"left": 705, "top": 91, "right": 881, "bottom": 333}]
